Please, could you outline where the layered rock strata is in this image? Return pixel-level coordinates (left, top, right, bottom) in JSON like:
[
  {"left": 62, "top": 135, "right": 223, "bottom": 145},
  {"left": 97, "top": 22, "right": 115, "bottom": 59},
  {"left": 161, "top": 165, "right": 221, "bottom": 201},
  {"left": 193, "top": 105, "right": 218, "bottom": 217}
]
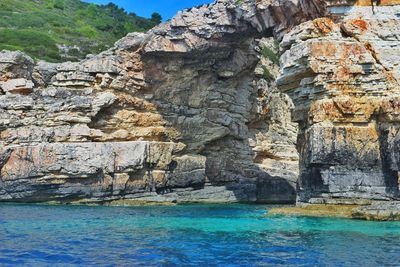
[
  {"left": 0, "top": 0, "right": 399, "bottom": 206},
  {"left": 0, "top": 0, "right": 303, "bottom": 204},
  {"left": 277, "top": 3, "right": 400, "bottom": 203}
]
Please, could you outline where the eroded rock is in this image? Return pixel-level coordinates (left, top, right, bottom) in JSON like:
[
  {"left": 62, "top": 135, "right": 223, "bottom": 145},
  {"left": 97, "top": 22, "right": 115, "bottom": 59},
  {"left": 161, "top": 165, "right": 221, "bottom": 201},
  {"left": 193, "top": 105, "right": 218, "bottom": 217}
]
[
  {"left": 277, "top": 4, "right": 400, "bottom": 203},
  {"left": 0, "top": 0, "right": 399, "bottom": 207}
]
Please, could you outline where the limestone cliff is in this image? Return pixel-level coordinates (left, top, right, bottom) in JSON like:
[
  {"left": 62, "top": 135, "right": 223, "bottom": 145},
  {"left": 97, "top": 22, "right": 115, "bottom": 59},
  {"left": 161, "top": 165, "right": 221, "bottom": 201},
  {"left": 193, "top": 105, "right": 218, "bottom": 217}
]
[
  {"left": 278, "top": 3, "right": 400, "bottom": 204},
  {"left": 0, "top": 0, "right": 302, "bottom": 204},
  {"left": 0, "top": 0, "right": 399, "bottom": 205}
]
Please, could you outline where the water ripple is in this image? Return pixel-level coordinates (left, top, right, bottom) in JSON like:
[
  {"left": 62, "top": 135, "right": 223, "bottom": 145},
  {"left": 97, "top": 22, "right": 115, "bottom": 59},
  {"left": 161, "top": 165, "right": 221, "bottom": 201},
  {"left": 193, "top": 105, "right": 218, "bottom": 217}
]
[{"left": 0, "top": 203, "right": 400, "bottom": 266}]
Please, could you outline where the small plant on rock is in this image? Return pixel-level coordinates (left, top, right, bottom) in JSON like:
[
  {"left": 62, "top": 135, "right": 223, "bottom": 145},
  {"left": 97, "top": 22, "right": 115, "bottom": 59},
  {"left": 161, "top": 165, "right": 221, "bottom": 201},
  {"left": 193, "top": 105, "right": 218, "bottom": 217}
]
[{"left": 261, "top": 45, "right": 279, "bottom": 65}]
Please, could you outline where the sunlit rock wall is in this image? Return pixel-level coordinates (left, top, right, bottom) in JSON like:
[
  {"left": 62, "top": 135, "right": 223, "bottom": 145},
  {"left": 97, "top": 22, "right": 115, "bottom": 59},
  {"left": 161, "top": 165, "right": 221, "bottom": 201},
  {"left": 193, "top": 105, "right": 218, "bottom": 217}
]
[
  {"left": 0, "top": 0, "right": 304, "bottom": 204},
  {"left": 277, "top": 3, "right": 400, "bottom": 203},
  {"left": 1, "top": 0, "right": 399, "bottom": 204}
]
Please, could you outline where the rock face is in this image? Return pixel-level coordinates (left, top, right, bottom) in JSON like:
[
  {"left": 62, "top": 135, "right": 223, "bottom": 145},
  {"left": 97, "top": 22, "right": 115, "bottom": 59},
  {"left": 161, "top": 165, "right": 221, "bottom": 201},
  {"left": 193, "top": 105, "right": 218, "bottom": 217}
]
[
  {"left": 352, "top": 201, "right": 400, "bottom": 220},
  {"left": 0, "top": 0, "right": 399, "bottom": 205},
  {"left": 0, "top": 0, "right": 304, "bottom": 204},
  {"left": 278, "top": 3, "right": 400, "bottom": 203}
]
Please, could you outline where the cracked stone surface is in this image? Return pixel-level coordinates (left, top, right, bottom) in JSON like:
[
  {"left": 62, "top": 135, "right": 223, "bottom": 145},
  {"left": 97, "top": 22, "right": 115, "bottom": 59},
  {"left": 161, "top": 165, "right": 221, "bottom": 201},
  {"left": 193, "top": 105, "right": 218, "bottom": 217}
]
[
  {"left": 0, "top": 0, "right": 399, "bottom": 206},
  {"left": 277, "top": 4, "right": 400, "bottom": 203}
]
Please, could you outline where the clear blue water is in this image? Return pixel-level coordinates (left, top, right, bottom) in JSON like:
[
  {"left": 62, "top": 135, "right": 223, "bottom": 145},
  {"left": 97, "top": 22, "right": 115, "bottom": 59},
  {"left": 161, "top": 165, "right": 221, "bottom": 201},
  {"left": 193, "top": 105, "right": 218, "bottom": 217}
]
[{"left": 1, "top": 204, "right": 400, "bottom": 266}]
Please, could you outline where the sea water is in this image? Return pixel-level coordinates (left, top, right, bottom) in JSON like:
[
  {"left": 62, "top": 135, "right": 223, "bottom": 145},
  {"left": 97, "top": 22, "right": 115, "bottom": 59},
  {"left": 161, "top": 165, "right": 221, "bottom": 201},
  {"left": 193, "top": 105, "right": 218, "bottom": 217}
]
[{"left": 0, "top": 203, "right": 399, "bottom": 266}]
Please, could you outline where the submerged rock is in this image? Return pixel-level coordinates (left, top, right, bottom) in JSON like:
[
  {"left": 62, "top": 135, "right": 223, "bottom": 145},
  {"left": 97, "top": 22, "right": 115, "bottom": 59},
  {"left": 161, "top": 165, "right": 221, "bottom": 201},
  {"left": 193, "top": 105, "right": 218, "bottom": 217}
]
[
  {"left": 269, "top": 201, "right": 400, "bottom": 221},
  {"left": 268, "top": 204, "right": 359, "bottom": 219},
  {"left": 352, "top": 202, "right": 400, "bottom": 221}
]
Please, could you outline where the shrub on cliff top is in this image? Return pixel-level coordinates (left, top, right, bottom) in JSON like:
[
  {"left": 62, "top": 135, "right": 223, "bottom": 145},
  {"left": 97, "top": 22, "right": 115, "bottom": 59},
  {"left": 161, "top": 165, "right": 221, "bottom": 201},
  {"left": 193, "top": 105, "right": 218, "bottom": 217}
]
[
  {"left": 0, "top": 0, "right": 160, "bottom": 62},
  {"left": 0, "top": 29, "right": 61, "bottom": 62}
]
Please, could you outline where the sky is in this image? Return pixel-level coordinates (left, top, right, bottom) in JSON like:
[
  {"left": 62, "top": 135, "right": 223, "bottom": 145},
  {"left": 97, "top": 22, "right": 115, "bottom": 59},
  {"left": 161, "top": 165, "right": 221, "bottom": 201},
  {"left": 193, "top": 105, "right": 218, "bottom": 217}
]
[{"left": 83, "top": 0, "right": 215, "bottom": 20}]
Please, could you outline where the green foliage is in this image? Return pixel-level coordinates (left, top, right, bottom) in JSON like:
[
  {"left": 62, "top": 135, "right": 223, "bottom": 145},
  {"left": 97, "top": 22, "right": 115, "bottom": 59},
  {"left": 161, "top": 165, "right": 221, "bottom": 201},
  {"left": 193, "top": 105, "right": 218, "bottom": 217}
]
[
  {"left": 262, "top": 66, "right": 273, "bottom": 81},
  {"left": 0, "top": 29, "right": 61, "bottom": 62},
  {"left": 53, "top": 0, "right": 65, "bottom": 10},
  {"left": 261, "top": 45, "right": 280, "bottom": 65},
  {"left": 77, "top": 25, "right": 97, "bottom": 38},
  {"left": 151, "top": 12, "right": 162, "bottom": 24},
  {"left": 0, "top": 0, "right": 159, "bottom": 62}
]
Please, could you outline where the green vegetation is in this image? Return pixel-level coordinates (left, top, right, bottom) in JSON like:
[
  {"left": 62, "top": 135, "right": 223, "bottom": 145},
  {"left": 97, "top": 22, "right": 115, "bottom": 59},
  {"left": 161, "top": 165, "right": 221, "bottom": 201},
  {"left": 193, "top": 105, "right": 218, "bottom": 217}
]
[
  {"left": 0, "top": 0, "right": 161, "bottom": 62},
  {"left": 262, "top": 65, "right": 273, "bottom": 81},
  {"left": 260, "top": 45, "right": 279, "bottom": 65},
  {"left": 0, "top": 29, "right": 61, "bottom": 62},
  {"left": 151, "top": 12, "right": 162, "bottom": 25},
  {"left": 260, "top": 42, "right": 280, "bottom": 80}
]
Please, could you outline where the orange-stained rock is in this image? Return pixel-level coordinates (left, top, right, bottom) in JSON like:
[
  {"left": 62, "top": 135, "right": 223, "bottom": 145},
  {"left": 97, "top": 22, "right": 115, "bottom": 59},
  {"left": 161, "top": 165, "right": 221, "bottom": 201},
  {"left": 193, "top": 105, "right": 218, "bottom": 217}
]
[
  {"left": 277, "top": 3, "right": 400, "bottom": 204},
  {"left": 1, "top": 0, "right": 400, "bottom": 205},
  {"left": 313, "top": 18, "right": 335, "bottom": 34}
]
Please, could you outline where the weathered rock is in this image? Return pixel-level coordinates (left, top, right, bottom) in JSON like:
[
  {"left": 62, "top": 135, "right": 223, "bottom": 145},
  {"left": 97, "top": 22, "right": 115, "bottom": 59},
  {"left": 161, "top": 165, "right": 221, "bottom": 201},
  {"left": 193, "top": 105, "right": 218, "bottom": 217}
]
[
  {"left": 269, "top": 201, "right": 400, "bottom": 221},
  {"left": 0, "top": 51, "right": 34, "bottom": 82},
  {"left": 277, "top": 4, "right": 400, "bottom": 203},
  {"left": 0, "top": 78, "right": 34, "bottom": 95},
  {"left": 1, "top": 0, "right": 399, "bottom": 207},
  {"left": 0, "top": 0, "right": 303, "bottom": 204},
  {"left": 352, "top": 201, "right": 400, "bottom": 220},
  {"left": 0, "top": 141, "right": 206, "bottom": 201}
]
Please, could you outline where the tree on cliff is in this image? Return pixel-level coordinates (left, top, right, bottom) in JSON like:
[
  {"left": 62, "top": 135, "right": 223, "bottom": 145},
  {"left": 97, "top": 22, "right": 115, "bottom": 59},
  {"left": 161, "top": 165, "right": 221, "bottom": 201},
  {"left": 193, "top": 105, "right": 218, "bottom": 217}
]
[{"left": 151, "top": 12, "right": 162, "bottom": 24}]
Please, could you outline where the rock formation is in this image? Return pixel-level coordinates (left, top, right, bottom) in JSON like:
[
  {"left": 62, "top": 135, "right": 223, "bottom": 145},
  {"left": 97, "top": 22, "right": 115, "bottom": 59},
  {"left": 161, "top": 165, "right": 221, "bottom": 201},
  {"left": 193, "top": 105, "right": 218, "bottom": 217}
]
[
  {"left": 278, "top": 2, "right": 400, "bottom": 204},
  {"left": 0, "top": 0, "right": 303, "bottom": 204},
  {"left": 0, "top": 0, "right": 399, "bottom": 207}
]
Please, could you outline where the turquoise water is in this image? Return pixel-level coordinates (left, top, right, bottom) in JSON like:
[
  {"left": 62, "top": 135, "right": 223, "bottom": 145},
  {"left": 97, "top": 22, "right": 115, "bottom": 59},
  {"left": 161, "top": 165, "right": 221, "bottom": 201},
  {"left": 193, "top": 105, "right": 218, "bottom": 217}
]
[{"left": 1, "top": 204, "right": 400, "bottom": 266}]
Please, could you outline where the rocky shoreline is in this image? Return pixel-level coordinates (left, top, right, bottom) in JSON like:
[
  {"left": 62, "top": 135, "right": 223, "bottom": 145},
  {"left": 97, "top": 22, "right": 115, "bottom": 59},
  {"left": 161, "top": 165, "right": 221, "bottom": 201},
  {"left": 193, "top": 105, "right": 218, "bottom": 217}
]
[
  {"left": 1, "top": 0, "right": 400, "bottom": 219},
  {"left": 269, "top": 201, "right": 400, "bottom": 221}
]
